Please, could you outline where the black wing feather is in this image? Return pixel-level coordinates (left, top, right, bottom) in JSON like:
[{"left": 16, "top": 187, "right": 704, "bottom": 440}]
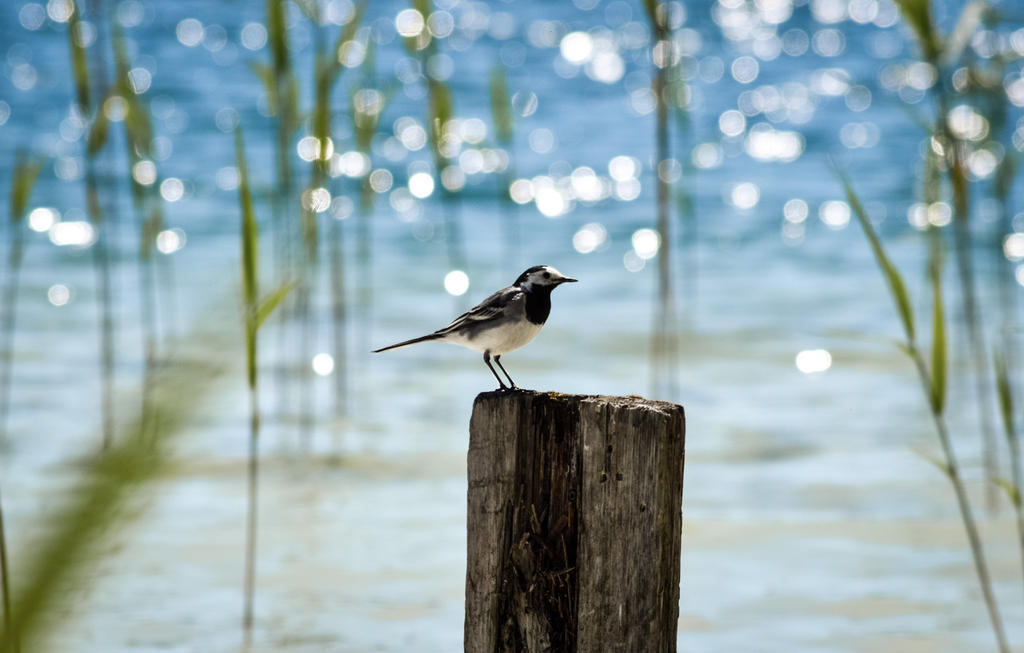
[{"left": 435, "top": 286, "right": 521, "bottom": 335}]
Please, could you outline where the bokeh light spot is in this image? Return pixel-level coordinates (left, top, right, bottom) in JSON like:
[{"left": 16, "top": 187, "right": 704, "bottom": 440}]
[
  {"left": 47, "top": 284, "right": 70, "bottom": 307},
  {"left": 156, "top": 228, "right": 186, "bottom": 254},
  {"left": 312, "top": 353, "right": 335, "bottom": 376},
  {"left": 796, "top": 349, "right": 832, "bottom": 374},
  {"left": 444, "top": 270, "right": 470, "bottom": 296}
]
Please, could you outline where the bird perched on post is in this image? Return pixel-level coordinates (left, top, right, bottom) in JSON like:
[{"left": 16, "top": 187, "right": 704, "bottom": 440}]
[{"left": 374, "top": 265, "right": 577, "bottom": 390}]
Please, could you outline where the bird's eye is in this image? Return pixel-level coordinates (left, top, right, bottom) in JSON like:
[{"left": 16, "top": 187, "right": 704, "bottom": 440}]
[{"left": 543, "top": 272, "right": 550, "bottom": 279}]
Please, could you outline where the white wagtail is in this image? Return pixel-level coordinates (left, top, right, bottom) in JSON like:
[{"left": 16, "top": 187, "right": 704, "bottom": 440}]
[{"left": 373, "top": 265, "right": 577, "bottom": 390}]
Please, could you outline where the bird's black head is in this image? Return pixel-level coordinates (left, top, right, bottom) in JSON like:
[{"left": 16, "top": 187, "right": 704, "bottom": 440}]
[{"left": 514, "top": 265, "right": 578, "bottom": 290}]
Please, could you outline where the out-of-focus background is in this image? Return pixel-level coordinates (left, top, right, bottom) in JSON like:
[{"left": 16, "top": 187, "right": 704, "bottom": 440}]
[{"left": 1, "top": 0, "right": 1024, "bottom": 650}]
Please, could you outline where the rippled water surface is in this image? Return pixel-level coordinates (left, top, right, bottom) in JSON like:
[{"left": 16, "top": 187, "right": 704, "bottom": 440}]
[{"left": 2, "top": 0, "right": 1024, "bottom": 650}]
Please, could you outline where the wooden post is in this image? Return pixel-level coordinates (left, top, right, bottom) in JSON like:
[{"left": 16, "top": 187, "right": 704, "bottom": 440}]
[{"left": 465, "top": 390, "right": 685, "bottom": 652}]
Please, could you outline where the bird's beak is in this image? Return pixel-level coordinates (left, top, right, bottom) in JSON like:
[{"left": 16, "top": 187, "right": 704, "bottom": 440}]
[{"left": 560, "top": 277, "right": 578, "bottom": 284}]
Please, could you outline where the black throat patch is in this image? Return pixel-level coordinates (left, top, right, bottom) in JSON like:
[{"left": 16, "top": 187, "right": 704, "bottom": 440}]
[{"left": 524, "top": 286, "right": 553, "bottom": 325}]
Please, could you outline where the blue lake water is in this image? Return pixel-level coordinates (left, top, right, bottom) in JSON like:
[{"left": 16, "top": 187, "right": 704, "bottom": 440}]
[{"left": 2, "top": 0, "right": 1024, "bottom": 650}]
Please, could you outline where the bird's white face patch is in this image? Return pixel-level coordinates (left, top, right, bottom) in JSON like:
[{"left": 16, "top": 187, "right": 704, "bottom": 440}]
[{"left": 523, "top": 266, "right": 567, "bottom": 290}]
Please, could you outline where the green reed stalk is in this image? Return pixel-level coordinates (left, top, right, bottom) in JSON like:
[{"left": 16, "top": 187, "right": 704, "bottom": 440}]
[
  {"left": 896, "top": 0, "right": 1000, "bottom": 509},
  {"left": 236, "top": 128, "right": 294, "bottom": 642},
  {"left": 643, "top": 0, "right": 679, "bottom": 398},
  {"left": 667, "top": 54, "right": 696, "bottom": 330},
  {"left": 68, "top": 0, "right": 116, "bottom": 450},
  {"left": 0, "top": 484, "right": 12, "bottom": 653},
  {"left": 256, "top": 0, "right": 300, "bottom": 430},
  {"left": 112, "top": 24, "right": 164, "bottom": 441},
  {"left": 0, "top": 296, "right": 244, "bottom": 652},
  {"left": 0, "top": 151, "right": 43, "bottom": 653},
  {"left": 993, "top": 351, "right": 1024, "bottom": 600},
  {"left": 840, "top": 169, "right": 1010, "bottom": 653},
  {"left": 406, "top": 0, "right": 465, "bottom": 293},
  {"left": 488, "top": 64, "right": 519, "bottom": 274},
  {"left": 293, "top": 0, "right": 368, "bottom": 432},
  {"left": 0, "top": 153, "right": 42, "bottom": 446}
]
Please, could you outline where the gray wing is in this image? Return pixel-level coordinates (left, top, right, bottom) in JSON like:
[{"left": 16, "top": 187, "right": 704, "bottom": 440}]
[{"left": 435, "top": 286, "right": 522, "bottom": 335}]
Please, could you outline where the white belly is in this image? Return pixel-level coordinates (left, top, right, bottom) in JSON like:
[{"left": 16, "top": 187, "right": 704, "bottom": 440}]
[{"left": 447, "top": 320, "right": 543, "bottom": 355}]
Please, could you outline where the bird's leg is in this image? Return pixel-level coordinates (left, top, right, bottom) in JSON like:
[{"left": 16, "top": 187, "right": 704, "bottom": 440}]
[
  {"left": 483, "top": 351, "right": 508, "bottom": 390},
  {"left": 494, "top": 355, "right": 517, "bottom": 389}
]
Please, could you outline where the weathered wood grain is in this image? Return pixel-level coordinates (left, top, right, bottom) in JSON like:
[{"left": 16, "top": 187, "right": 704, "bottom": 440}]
[{"left": 465, "top": 390, "right": 685, "bottom": 653}]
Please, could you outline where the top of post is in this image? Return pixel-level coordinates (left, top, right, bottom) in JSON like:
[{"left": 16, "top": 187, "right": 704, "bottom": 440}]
[{"left": 473, "top": 388, "right": 684, "bottom": 418}]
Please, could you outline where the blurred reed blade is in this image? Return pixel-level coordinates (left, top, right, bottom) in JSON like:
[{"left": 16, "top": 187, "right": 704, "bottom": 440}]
[
  {"left": 836, "top": 166, "right": 916, "bottom": 343},
  {"left": 293, "top": 0, "right": 319, "bottom": 23},
  {"left": 235, "top": 128, "right": 258, "bottom": 330},
  {"left": 255, "top": 281, "right": 297, "bottom": 332},
  {"left": 66, "top": 0, "right": 90, "bottom": 114},
  {"left": 0, "top": 320, "right": 232, "bottom": 653},
  {"left": 111, "top": 25, "right": 153, "bottom": 157},
  {"left": 404, "top": 0, "right": 432, "bottom": 52},
  {"left": 994, "top": 153, "right": 1017, "bottom": 201},
  {"left": 235, "top": 124, "right": 290, "bottom": 640},
  {"left": 2, "top": 151, "right": 43, "bottom": 651},
  {"left": 944, "top": 1, "right": 988, "bottom": 65},
  {"left": 248, "top": 62, "right": 278, "bottom": 116},
  {"left": 929, "top": 243, "right": 946, "bottom": 414},
  {"left": 86, "top": 95, "right": 111, "bottom": 157},
  {"left": 823, "top": 329, "right": 915, "bottom": 354},
  {"left": 236, "top": 125, "right": 259, "bottom": 641},
  {"left": 350, "top": 51, "right": 388, "bottom": 155},
  {"left": 911, "top": 447, "right": 953, "bottom": 479},
  {"left": 140, "top": 206, "right": 163, "bottom": 260},
  {"left": 489, "top": 65, "right": 512, "bottom": 146},
  {"left": 895, "top": 0, "right": 941, "bottom": 62},
  {"left": 995, "top": 478, "right": 1021, "bottom": 508},
  {"left": 285, "top": 75, "right": 302, "bottom": 136},
  {"left": 995, "top": 348, "right": 1024, "bottom": 595},
  {"left": 641, "top": 0, "right": 659, "bottom": 26},
  {"left": 329, "top": 0, "right": 368, "bottom": 81},
  {"left": 266, "top": 0, "right": 289, "bottom": 73},
  {"left": 9, "top": 154, "right": 43, "bottom": 220},
  {"left": 994, "top": 352, "right": 1015, "bottom": 440},
  {"left": 428, "top": 78, "right": 453, "bottom": 164},
  {"left": 842, "top": 160, "right": 1010, "bottom": 653}
]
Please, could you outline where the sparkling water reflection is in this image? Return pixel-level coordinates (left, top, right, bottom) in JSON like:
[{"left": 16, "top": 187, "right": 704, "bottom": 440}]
[{"left": 1, "top": 0, "right": 1024, "bottom": 650}]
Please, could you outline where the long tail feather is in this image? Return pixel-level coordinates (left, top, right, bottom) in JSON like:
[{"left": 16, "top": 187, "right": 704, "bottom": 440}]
[{"left": 372, "top": 333, "right": 443, "bottom": 353}]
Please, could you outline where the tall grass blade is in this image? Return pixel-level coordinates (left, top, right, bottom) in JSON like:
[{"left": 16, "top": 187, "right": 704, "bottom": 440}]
[
  {"left": 929, "top": 242, "right": 946, "bottom": 414},
  {"left": 66, "top": 0, "right": 117, "bottom": 450},
  {"left": 235, "top": 126, "right": 259, "bottom": 640},
  {"left": 249, "top": 62, "right": 278, "bottom": 115},
  {"left": 329, "top": 0, "right": 368, "bottom": 81},
  {"left": 489, "top": 66, "right": 512, "bottom": 146},
  {"left": 256, "top": 282, "right": 297, "bottom": 331},
  {"left": 1, "top": 151, "right": 43, "bottom": 653},
  {"left": 0, "top": 316, "right": 233, "bottom": 652},
  {"left": 9, "top": 156, "right": 42, "bottom": 221},
  {"left": 113, "top": 21, "right": 165, "bottom": 440},
  {"left": 837, "top": 166, "right": 916, "bottom": 343},
  {"left": 994, "top": 352, "right": 1015, "bottom": 438},
  {"left": 235, "top": 128, "right": 258, "bottom": 386},
  {"left": 86, "top": 97, "right": 110, "bottom": 157},
  {"left": 843, "top": 159, "right": 1010, "bottom": 652},
  {"left": 944, "top": 1, "right": 987, "bottom": 64},
  {"left": 489, "top": 62, "right": 519, "bottom": 272},
  {"left": 995, "top": 477, "right": 1020, "bottom": 508},
  {"left": 895, "top": 0, "right": 940, "bottom": 62},
  {"left": 66, "top": 0, "right": 90, "bottom": 114},
  {"left": 994, "top": 349, "right": 1024, "bottom": 597}
]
